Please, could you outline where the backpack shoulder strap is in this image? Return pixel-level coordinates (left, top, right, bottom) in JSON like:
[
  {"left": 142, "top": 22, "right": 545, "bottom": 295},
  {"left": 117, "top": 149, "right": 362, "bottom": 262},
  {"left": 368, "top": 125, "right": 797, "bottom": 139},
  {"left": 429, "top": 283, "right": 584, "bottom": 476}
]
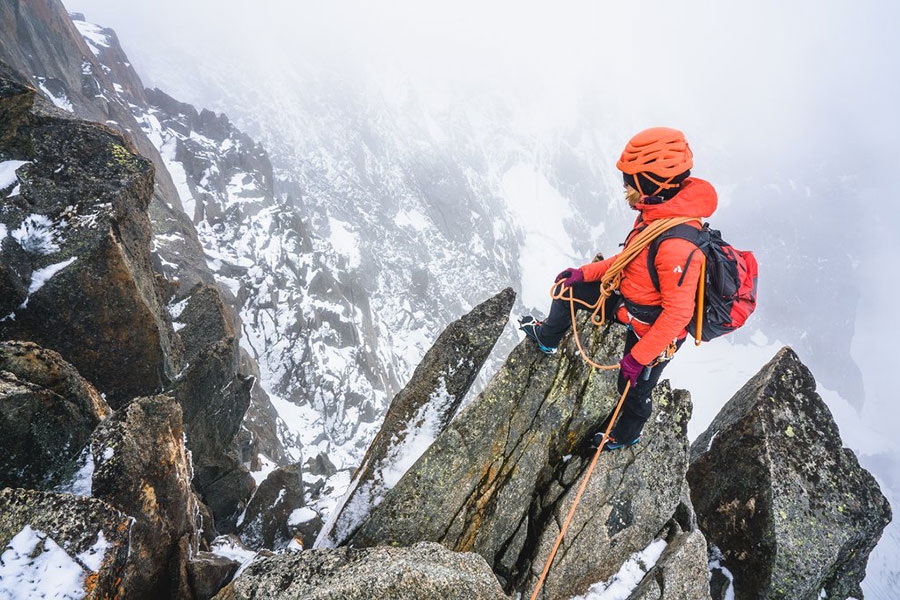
[{"left": 647, "top": 222, "right": 707, "bottom": 291}]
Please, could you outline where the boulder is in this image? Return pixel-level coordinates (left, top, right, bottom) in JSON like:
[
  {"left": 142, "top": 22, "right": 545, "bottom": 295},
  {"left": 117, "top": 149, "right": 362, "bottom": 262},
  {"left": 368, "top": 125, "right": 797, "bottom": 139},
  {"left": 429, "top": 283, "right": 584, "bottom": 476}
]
[
  {"left": 237, "top": 463, "right": 307, "bottom": 550},
  {"left": 0, "top": 341, "right": 110, "bottom": 419},
  {"left": 0, "top": 63, "right": 182, "bottom": 407},
  {"left": 318, "top": 287, "right": 515, "bottom": 547},
  {"left": 186, "top": 552, "right": 241, "bottom": 600},
  {"left": 89, "top": 395, "right": 200, "bottom": 599},
  {"left": 687, "top": 347, "right": 892, "bottom": 600},
  {"left": 0, "top": 488, "right": 133, "bottom": 599},
  {"left": 0, "top": 341, "right": 109, "bottom": 489},
  {"left": 216, "top": 542, "right": 508, "bottom": 600},
  {"left": 351, "top": 319, "right": 695, "bottom": 599}
]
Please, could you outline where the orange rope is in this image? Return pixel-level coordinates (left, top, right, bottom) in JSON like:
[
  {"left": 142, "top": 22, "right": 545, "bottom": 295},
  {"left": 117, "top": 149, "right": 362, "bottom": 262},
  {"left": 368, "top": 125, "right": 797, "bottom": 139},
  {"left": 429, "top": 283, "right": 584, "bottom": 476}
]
[{"left": 528, "top": 380, "right": 632, "bottom": 600}]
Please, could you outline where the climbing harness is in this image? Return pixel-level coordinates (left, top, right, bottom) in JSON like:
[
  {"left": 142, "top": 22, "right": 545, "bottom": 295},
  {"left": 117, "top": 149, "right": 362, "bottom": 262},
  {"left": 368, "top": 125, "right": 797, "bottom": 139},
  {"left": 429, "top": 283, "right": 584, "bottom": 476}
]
[
  {"left": 549, "top": 216, "right": 704, "bottom": 369},
  {"left": 529, "top": 380, "right": 632, "bottom": 600}
]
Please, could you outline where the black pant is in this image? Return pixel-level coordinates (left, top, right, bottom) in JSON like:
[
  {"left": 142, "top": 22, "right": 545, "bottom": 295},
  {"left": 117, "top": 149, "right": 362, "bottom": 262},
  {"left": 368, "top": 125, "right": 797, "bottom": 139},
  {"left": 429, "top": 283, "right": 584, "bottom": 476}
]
[{"left": 538, "top": 281, "right": 679, "bottom": 442}]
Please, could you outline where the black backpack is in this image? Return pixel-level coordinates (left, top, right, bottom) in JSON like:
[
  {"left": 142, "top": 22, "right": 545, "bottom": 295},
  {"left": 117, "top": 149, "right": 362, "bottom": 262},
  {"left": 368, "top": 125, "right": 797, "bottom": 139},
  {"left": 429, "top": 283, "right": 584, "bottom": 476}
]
[{"left": 647, "top": 223, "right": 759, "bottom": 341}]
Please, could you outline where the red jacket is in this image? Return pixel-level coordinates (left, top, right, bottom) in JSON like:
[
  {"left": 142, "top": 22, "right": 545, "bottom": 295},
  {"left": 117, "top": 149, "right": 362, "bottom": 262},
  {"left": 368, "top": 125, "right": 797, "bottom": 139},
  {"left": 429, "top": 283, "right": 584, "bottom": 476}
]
[{"left": 580, "top": 178, "right": 718, "bottom": 365}]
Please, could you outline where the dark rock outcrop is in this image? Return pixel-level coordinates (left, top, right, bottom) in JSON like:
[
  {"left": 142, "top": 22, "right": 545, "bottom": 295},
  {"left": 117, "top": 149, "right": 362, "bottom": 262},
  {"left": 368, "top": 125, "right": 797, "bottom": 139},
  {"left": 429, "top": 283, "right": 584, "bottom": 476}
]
[
  {"left": 0, "top": 488, "right": 133, "bottom": 599},
  {"left": 186, "top": 552, "right": 242, "bottom": 600},
  {"left": 237, "top": 463, "right": 306, "bottom": 550},
  {"left": 349, "top": 319, "right": 701, "bottom": 599},
  {"left": 216, "top": 542, "right": 508, "bottom": 600},
  {"left": 89, "top": 395, "right": 200, "bottom": 599},
  {"left": 0, "top": 62, "right": 182, "bottom": 406},
  {"left": 318, "top": 287, "right": 515, "bottom": 547},
  {"left": 687, "top": 347, "right": 892, "bottom": 600},
  {"left": 170, "top": 337, "right": 255, "bottom": 533},
  {"left": 0, "top": 341, "right": 110, "bottom": 489}
]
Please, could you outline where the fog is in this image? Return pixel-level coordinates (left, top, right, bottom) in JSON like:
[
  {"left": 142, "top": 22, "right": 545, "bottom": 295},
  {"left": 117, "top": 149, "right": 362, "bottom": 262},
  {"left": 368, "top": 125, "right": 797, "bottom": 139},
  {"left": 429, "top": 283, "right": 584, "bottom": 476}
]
[
  {"left": 63, "top": 0, "right": 900, "bottom": 593},
  {"left": 64, "top": 0, "right": 900, "bottom": 427}
]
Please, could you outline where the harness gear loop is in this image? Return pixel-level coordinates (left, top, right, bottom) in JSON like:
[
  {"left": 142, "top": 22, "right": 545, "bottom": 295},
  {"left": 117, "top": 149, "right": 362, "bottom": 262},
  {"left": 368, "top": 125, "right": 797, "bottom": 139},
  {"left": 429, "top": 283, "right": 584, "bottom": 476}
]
[{"left": 529, "top": 380, "right": 632, "bottom": 600}]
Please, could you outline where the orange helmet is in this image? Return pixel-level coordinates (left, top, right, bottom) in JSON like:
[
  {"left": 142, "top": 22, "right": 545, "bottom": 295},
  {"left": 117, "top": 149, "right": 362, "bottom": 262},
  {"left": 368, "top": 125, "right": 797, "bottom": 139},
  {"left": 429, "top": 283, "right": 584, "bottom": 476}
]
[{"left": 617, "top": 127, "right": 693, "bottom": 195}]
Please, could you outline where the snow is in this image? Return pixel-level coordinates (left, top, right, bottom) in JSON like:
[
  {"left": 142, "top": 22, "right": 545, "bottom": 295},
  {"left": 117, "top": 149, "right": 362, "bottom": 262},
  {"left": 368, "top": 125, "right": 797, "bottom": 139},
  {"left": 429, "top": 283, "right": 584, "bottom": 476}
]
[
  {"left": 708, "top": 545, "right": 735, "bottom": 600},
  {"left": 54, "top": 446, "right": 94, "bottom": 497},
  {"left": 73, "top": 20, "right": 111, "bottom": 57},
  {"left": 11, "top": 215, "right": 60, "bottom": 255},
  {"left": 500, "top": 164, "right": 578, "bottom": 311},
  {"left": 1, "top": 160, "right": 29, "bottom": 190},
  {"left": 75, "top": 532, "right": 110, "bottom": 572},
  {"left": 19, "top": 257, "right": 78, "bottom": 309},
  {"left": 287, "top": 507, "right": 318, "bottom": 526},
  {"left": 250, "top": 454, "right": 277, "bottom": 486},
  {"left": 0, "top": 526, "right": 90, "bottom": 600},
  {"left": 327, "top": 216, "right": 361, "bottom": 269},
  {"left": 394, "top": 209, "right": 431, "bottom": 231},
  {"left": 0, "top": 224, "right": 6, "bottom": 240},
  {"left": 381, "top": 379, "right": 451, "bottom": 488},
  {"left": 209, "top": 536, "right": 257, "bottom": 564},
  {"left": 35, "top": 80, "right": 73, "bottom": 112},
  {"left": 101, "top": 447, "right": 114, "bottom": 462},
  {"left": 571, "top": 538, "right": 668, "bottom": 600}
]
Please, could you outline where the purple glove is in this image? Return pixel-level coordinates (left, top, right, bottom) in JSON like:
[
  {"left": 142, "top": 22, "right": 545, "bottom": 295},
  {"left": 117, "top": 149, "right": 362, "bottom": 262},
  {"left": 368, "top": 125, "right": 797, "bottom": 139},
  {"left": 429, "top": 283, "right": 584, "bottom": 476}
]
[
  {"left": 554, "top": 268, "right": 584, "bottom": 287},
  {"left": 619, "top": 353, "right": 645, "bottom": 386}
]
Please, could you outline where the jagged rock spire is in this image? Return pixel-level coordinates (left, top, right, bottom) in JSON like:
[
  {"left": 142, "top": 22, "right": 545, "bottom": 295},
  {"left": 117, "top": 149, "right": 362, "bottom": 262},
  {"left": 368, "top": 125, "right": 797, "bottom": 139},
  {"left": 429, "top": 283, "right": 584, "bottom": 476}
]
[
  {"left": 317, "top": 287, "right": 516, "bottom": 548},
  {"left": 348, "top": 316, "right": 701, "bottom": 599},
  {"left": 688, "top": 347, "right": 891, "bottom": 600}
]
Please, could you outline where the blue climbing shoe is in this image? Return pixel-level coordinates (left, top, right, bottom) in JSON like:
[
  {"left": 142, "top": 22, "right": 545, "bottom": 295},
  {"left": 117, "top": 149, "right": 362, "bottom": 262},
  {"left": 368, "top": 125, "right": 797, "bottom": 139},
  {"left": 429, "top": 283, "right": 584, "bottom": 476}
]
[
  {"left": 591, "top": 432, "right": 641, "bottom": 451},
  {"left": 518, "top": 316, "right": 557, "bottom": 355}
]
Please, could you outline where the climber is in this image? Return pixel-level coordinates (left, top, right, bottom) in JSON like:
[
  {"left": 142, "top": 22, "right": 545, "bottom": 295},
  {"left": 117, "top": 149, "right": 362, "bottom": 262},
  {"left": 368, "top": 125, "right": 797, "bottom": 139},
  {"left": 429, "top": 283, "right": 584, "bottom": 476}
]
[{"left": 519, "top": 127, "right": 717, "bottom": 451}]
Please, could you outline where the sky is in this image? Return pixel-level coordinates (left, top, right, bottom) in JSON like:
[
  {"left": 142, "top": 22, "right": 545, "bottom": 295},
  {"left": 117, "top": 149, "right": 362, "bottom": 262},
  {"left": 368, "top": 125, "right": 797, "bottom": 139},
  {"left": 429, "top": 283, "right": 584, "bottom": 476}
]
[{"left": 61, "top": 0, "right": 900, "bottom": 594}]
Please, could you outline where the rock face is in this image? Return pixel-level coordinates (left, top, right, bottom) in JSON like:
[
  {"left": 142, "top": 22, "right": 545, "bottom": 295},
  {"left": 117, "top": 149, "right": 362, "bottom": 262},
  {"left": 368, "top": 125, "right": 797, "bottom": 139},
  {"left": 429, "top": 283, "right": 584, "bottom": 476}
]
[
  {"left": 350, "top": 319, "right": 700, "bottom": 599},
  {"left": 687, "top": 347, "right": 892, "bottom": 600},
  {"left": 0, "top": 341, "right": 110, "bottom": 489},
  {"left": 627, "top": 488, "right": 713, "bottom": 600},
  {"left": 217, "top": 542, "right": 508, "bottom": 600},
  {"left": 89, "top": 395, "right": 200, "bottom": 599},
  {"left": 237, "top": 463, "right": 306, "bottom": 550},
  {"left": 318, "top": 287, "right": 515, "bottom": 547},
  {"left": 0, "top": 61, "right": 181, "bottom": 406},
  {"left": 0, "top": 488, "right": 133, "bottom": 599},
  {"left": 170, "top": 336, "right": 255, "bottom": 532}
]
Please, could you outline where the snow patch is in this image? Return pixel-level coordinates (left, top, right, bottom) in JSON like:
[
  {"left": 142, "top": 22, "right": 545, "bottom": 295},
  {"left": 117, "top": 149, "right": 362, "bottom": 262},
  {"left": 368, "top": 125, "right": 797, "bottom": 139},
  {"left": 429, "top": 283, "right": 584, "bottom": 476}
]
[
  {"left": 381, "top": 379, "right": 451, "bottom": 488},
  {"left": 0, "top": 525, "right": 89, "bottom": 599},
  {"left": 19, "top": 257, "right": 78, "bottom": 309},
  {"left": 328, "top": 217, "right": 361, "bottom": 269},
  {"left": 210, "top": 535, "right": 257, "bottom": 565},
  {"left": 54, "top": 446, "right": 94, "bottom": 497},
  {"left": 36, "top": 80, "right": 73, "bottom": 112},
  {"left": 572, "top": 538, "right": 667, "bottom": 600},
  {"left": 75, "top": 532, "right": 110, "bottom": 572},
  {"left": 1, "top": 160, "right": 29, "bottom": 190},
  {"left": 287, "top": 507, "right": 318, "bottom": 526},
  {"left": 708, "top": 545, "right": 735, "bottom": 600},
  {"left": 11, "top": 215, "right": 61, "bottom": 255},
  {"left": 73, "top": 20, "right": 111, "bottom": 56}
]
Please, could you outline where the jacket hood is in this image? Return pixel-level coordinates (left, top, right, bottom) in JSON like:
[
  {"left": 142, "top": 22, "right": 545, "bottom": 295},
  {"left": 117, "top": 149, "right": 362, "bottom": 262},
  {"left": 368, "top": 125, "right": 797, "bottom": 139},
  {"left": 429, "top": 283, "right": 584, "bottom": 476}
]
[{"left": 636, "top": 177, "right": 718, "bottom": 222}]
